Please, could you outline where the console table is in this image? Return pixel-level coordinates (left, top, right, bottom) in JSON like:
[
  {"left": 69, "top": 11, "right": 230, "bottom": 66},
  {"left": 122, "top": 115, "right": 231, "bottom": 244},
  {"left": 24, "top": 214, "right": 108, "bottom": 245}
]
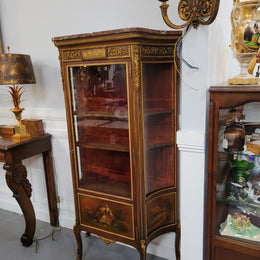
[{"left": 0, "top": 133, "right": 58, "bottom": 246}]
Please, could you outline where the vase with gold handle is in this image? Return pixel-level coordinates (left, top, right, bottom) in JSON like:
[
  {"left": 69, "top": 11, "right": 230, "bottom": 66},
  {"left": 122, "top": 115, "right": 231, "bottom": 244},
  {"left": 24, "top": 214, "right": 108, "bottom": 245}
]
[{"left": 228, "top": 0, "right": 260, "bottom": 85}]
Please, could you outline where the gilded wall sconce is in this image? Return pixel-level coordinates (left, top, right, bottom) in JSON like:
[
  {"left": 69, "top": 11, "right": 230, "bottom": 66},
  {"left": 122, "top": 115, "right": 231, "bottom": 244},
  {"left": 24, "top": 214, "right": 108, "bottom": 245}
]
[{"left": 158, "top": 0, "right": 220, "bottom": 29}]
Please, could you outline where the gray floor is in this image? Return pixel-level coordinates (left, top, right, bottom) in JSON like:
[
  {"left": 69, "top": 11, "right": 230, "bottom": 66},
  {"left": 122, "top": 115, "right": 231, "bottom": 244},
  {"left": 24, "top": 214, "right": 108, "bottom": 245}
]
[{"left": 0, "top": 209, "right": 166, "bottom": 260}]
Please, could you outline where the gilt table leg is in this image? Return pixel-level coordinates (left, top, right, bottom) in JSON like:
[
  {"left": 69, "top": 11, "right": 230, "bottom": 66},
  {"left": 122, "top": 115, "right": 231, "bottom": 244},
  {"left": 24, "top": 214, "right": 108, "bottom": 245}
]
[{"left": 4, "top": 162, "right": 36, "bottom": 247}]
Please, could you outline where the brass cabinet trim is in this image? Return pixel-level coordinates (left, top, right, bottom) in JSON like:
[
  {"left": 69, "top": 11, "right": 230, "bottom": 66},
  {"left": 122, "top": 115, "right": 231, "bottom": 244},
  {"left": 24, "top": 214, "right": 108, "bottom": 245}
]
[
  {"left": 107, "top": 46, "right": 130, "bottom": 58},
  {"left": 82, "top": 48, "right": 106, "bottom": 60},
  {"left": 141, "top": 45, "right": 175, "bottom": 57},
  {"left": 62, "top": 50, "right": 81, "bottom": 61},
  {"left": 64, "top": 61, "right": 134, "bottom": 201},
  {"left": 60, "top": 44, "right": 176, "bottom": 62},
  {"left": 61, "top": 45, "right": 131, "bottom": 62}
]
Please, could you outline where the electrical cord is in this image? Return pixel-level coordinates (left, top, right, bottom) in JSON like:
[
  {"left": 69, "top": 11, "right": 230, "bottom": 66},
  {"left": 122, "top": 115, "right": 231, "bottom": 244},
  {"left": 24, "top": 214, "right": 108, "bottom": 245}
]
[{"left": 173, "top": 24, "right": 199, "bottom": 91}]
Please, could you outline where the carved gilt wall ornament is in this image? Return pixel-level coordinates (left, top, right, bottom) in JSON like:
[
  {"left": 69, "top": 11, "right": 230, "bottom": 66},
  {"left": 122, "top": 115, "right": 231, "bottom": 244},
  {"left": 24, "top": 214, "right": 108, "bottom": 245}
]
[{"left": 159, "top": 0, "right": 220, "bottom": 29}]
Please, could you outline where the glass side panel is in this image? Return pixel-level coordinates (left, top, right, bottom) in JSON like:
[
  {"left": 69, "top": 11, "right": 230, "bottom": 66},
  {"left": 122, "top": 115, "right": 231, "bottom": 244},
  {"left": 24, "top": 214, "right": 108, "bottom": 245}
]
[
  {"left": 142, "top": 62, "right": 175, "bottom": 195},
  {"left": 69, "top": 64, "right": 131, "bottom": 198},
  {"left": 216, "top": 102, "right": 260, "bottom": 245}
]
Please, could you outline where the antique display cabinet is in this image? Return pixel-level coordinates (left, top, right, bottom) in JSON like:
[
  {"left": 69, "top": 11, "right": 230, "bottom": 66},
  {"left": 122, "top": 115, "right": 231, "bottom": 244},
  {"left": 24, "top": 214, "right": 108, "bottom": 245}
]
[
  {"left": 53, "top": 28, "right": 181, "bottom": 260},
  {"left": 206, "top": 85, "right": 260, "bottom": 260}
]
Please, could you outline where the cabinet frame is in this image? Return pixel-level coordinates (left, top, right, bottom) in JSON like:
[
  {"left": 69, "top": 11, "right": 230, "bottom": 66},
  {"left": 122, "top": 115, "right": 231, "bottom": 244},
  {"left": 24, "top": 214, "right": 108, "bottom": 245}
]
[
  {"left": 206, "top": 85, "right": 260, "bottom": 260},
  {"left": 53, "top": 28, "right": 181, "bottom": 260}
]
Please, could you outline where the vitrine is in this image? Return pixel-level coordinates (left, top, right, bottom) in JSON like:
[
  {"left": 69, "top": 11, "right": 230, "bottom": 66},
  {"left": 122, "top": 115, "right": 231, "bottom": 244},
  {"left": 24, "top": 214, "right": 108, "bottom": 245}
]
[
  {"left": 53, "top": 28, "right": 181, "bottom": 260},
  {"left": 206, "top": 85, "right": 260, "bottom": 260}
]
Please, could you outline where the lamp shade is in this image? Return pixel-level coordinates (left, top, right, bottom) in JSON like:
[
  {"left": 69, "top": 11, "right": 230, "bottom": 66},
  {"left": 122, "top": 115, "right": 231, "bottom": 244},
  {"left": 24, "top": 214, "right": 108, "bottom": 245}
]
[{"left": 0, "top": 53, "right": 36, "bottom": 85}]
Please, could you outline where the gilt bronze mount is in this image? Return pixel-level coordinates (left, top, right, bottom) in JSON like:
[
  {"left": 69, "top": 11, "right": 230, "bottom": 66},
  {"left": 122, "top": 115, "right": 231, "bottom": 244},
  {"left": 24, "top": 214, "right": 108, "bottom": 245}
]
[{"left": 159, "top": 0, "right": 220, "bottom": 29}]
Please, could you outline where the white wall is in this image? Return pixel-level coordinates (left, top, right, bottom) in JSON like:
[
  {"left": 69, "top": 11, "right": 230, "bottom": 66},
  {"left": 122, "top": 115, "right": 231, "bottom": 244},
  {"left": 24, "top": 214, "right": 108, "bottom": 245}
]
[{"left": 0, "top": 1, "right": 235, "bottom": 260}]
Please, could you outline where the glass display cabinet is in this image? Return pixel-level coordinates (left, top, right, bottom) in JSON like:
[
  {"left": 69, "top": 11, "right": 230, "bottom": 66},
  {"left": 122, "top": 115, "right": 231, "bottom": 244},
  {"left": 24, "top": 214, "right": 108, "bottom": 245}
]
[
  {"left": 206, "top": 85, "right": 260, "bottom": 260},
  {"left": 53, "top": 28, "right": 181, "bottom": 260}
]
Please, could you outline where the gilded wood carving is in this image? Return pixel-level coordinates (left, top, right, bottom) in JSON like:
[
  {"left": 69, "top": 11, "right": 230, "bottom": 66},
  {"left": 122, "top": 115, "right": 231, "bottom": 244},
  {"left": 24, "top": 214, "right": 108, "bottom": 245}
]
[
  {"left": 142, "top": 46, "right": 174, "bottom": 57},
  {"left": 131, "top": 45, "right": 141, "bottom": 92},
  {"left": 62, "top": 50, "right": 81, "bottom": 61},
  {"left": 107, "top": 46, "right": 129, "bottom": 58}
]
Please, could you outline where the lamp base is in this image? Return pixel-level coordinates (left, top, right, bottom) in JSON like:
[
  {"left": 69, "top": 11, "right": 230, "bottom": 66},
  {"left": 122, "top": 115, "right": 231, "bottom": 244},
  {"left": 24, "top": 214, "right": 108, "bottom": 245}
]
[{"left": 12, "top": 124, "right": 31, "bottom": 142}]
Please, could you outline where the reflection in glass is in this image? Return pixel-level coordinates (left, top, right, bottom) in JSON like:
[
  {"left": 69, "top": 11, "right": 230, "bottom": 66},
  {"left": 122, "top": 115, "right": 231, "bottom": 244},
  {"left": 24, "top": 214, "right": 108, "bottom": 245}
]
[
  {"left": 69, "top": 64, "right": 131, "bottom": 198},
  {"left": 142, "top": 63, "right": 175, "bottom": 194},
  {"left": 216, "top": 102, "right": 260, "bottom": 244}
]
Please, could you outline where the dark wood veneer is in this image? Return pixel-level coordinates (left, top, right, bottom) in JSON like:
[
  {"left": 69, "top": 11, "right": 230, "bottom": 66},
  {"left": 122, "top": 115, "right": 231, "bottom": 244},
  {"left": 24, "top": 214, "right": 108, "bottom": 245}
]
[
  {"left": 0, "top": 133, "right": 58, "bottom": 246},
  {"left": 53, "top": 28, "right": 181, "bottom": 260}
]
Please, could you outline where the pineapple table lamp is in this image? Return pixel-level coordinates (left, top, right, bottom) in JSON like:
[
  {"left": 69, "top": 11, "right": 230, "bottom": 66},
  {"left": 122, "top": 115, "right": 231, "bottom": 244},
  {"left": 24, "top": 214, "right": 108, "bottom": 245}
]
[{"left": 0, "top": 47, "right": 36, "bottom": 141}]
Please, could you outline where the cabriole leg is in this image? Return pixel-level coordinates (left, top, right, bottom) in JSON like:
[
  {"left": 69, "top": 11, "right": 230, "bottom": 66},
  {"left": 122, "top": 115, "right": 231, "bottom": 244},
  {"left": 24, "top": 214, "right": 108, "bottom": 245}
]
[
  {"left": 175, "top": 221, "right": 181, "bottom": 260},
  {"left": 4, "top": 162, "right": 35, "bottom": 247},
  {"left": 139, "top": 240, "right": 146, "bottom": 260},
  {"left": 73, "top": 224, "right": 82, "bottom": 260}
]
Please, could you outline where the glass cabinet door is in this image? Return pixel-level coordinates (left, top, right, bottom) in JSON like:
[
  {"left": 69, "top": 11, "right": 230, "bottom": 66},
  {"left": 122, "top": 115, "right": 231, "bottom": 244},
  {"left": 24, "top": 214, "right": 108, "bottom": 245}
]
[
  {"left": 142, "top": 62, "right": 176, "bottom": 195},
  {"left": 68, "top": 64, "right": 131, "bottom": 198},
  {"left": 216, "top": 102, "right": 260, "bottom": 244}
]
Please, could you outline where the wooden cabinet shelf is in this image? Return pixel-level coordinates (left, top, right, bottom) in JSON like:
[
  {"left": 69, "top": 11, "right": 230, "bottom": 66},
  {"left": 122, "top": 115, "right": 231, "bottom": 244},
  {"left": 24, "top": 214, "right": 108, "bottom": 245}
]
[
  {"left": 79, "top": 172, "right": 131, "bottom": 198},
  {"left": 75, "top": 106, "right": 173, "bottom": 118},
  {"left": 144, "top": 109, "right": 174, "bottom": 117},
  {"left": 146, "top": 142, "right": 174, "bottom": 150},
  {"left": 77, "top": 142, "right": 129, "bottom": 152},
  {"left": 75, "top": 111, "right": 128, "bottom": 119},
  {"left": 53, "top": 28, "right": 181, "bottom": 260}
]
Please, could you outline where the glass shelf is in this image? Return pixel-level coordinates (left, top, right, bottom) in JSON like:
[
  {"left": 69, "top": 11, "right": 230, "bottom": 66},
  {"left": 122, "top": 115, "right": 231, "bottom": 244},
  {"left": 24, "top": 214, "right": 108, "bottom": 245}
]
[
  {"left": 217, "top": 197, "right": 260, "bottom": 217},
  {"left": 218, "top": 149, "right": 260, "bottom": 157},
  {"left": 75, "top": 111, "right": 128, "bottom": 119}
]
